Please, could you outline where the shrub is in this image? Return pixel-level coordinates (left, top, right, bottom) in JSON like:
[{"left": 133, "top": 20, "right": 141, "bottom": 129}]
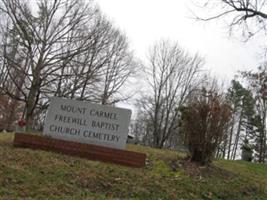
[{"left": 181, "top": 89, "right": 231, "bottom": 165}]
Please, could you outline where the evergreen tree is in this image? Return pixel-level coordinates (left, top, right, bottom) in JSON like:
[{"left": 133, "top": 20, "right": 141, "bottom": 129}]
[
  {"left": 226, "top": 80, "right": 256, "bottom": 160},
  {"left": 241, "top": 66, "right": 267, "bottom": 163}
]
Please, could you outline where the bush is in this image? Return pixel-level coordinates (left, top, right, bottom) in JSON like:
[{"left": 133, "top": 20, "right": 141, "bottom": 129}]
[{"left": 181, "top": 89, "right": 231, "bottom": 165}]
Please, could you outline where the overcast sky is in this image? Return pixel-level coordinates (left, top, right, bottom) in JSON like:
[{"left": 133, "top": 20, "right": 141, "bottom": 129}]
[{"left": 96, "top": 0, "right": 264, "bottom": 80}]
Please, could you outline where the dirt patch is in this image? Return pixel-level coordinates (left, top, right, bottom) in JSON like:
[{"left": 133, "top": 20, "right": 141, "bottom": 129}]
[{"left": 169, "top": 157, "right": 234, "bottom": 179}]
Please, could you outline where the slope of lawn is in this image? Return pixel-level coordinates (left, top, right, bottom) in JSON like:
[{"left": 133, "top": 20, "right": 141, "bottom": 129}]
[{"left": 0, "top": 132, "right": 267, "bottom": 200}]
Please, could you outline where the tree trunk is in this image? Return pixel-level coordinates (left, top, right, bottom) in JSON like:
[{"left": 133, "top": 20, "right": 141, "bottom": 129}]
[
  {"left": 262, "top": 100, "right": 266, "bottom": 163},
  {"left": 25, "top": 77, "right": 40, "bottom": 131},
  {"left": 222, "top": 134, "right": 228, "bottom": 158},
  {"left": 227, "top": 115, "right": 235, "bottom": 159},
  {"left": 259, "top": 100, "right": 266, "bottom": 163},
  {"left": 232, "top": 110, "right": 243, "bottom": 160},
  {"left": 6, "top": 100, "right": 17, "bottom": 131}
]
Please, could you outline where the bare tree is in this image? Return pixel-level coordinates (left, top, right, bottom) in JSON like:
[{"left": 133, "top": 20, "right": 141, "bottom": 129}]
[
  {"left": 0, "top": 25, "right": 27, "bottom": 130},
  {"left": 48, "top": 15, "right": 137, "bottom": 105},
  {"left": 0, "top": 0, "right": 102, "bottom": 128},
  {"left": 0, "top": 1, "right": 136, "bottom": 131},
  {"left": 194, "top": 0, "right": 267, "bottom": 39},
  {"left": 44, "top": 15, "right": 135, "bottom": 103},
  {"left": 137, "top": 40, "right": 203, "bottom": 148},
  {"left": 97, "top": 29, "right": 137, "bottom": 105}
]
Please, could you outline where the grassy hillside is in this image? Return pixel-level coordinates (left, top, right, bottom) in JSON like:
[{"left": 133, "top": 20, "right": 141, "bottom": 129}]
[{"left": 0, "top": 133, "right": 267, "bottom": 200}]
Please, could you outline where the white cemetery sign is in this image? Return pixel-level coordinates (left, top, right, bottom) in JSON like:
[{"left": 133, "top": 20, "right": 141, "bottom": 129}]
[{"left": 43, "top": 97, "right": 132, "bottom": 149}]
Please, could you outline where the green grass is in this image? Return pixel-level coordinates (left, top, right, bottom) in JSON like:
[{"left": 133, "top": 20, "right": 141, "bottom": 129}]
[{"left": 0, "top": 133, "right": 267, "bottom": 200}]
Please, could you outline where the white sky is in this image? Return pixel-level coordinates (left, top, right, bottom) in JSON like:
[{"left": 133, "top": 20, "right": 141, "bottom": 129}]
[{"left": 96, "top": 0, "right": 264, "bottom": 80}]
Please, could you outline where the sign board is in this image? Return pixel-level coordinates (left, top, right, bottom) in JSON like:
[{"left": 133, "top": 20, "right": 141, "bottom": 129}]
[{"left": 43, "top": 97, "right": 132, "bottom": 149}]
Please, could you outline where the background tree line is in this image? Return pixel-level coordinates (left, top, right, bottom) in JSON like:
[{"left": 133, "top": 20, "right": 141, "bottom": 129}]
[
  {"left": 1, "top": 0, "right": 267, "bottom": 165},
  {"left": 131, "top": 0, "right": 267, "bottom": 164}
]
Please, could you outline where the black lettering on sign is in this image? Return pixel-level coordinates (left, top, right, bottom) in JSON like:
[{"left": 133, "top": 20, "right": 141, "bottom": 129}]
[
  {"left": 60, "top": 104, "right": 87, "bottom": 114},
  {"left": 91, "top": 120, "right": 119, "bottom": 131},
  {"left": 89, "top": 109, "right": 118, "bottom": 120},
  {"left": 49, "top": 125, "right": 81, "bottom": 136},
  {"left": 54, "top": 114, "right": 87, "bottom": 126},
  {"left": 83, "top": 130, "right": 120, "bottom": 142}
]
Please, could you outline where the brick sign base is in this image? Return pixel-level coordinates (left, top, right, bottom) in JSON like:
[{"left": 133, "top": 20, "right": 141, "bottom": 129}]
[{"left": 13, "top": 133, "right": 146, "bottom": 168}]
